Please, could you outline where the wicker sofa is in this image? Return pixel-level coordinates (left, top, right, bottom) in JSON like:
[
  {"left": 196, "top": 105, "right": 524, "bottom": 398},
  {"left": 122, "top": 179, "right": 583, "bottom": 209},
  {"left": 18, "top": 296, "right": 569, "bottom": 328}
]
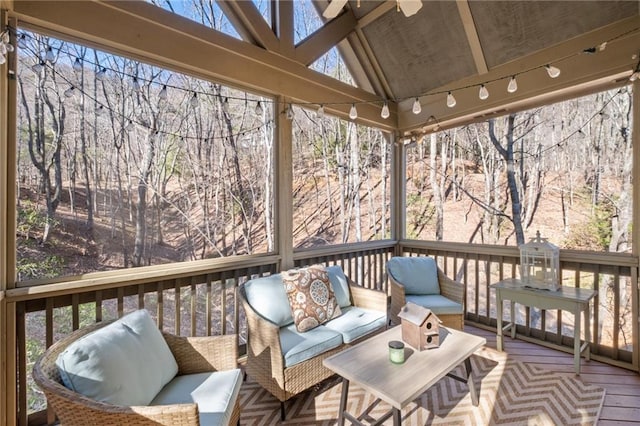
[
  {"left": 388, "top": 256, "right": 465, "bottom": 330},
  {"left": 33, "top": 309, "right": 241, "bottom": 426},
  {"left": 238, "top": 264, "right": 387, "bottom": 420}
]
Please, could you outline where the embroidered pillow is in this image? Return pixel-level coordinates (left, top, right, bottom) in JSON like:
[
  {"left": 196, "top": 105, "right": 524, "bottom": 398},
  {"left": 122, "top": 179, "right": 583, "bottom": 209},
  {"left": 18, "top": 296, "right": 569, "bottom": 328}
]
[{"left": 282, "top": 264, "right": 342, "bottom": 332}]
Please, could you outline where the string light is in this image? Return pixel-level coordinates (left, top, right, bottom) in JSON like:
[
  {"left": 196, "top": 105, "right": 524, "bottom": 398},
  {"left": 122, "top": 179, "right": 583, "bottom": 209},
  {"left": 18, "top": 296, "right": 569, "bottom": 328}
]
[
  {"left": 132, "top": 77, "right": 141, "bottom": 93},
  {"left": 11, "top": 26, "right": 633, "bottom": 128},
  {"left": 285, "top": 104, "right": 294, "bottom": 120},
  {"left": 381, "top": 102, "right": 390, "bottom": 119},
  {"left": 31, "top": 61, "right": 44, "bottom": 74},
  {"left": 0, "top": 30, "right": 14, "bottom": 65},
  {"left": 545, "top": 64, "right": 561, "bottom": 78},
  {"left": 189, "top": 92, "right": 198, "bottom": 108},
  {"left": 125, "top": 120, "right": 135, "bottom": 131},
  {"left": 412, "top": 97, "right": 422, "bottom": 114},
  {"left": 317, "top": 104, "right": 325, "bottom": 118},
  {"left": 73, "top": 58, "right": 82, "bottom": 73},
  {"left": 255, "top": 101, "right": 264, "bottom": 116},
  {"left": 446, "top": 92, "right": 456, "bottom": 108},
  {"left": 45, "top": 46, "right": 55, "bottom": 62},
  {"left": 63, "top": 86, "right": 75, "bottom": 98},
  {"left": 349, "top": 104, "right": 358, "bottom": 120},
  {"left": 18, "top": 33, "right": 26, "bottom": 49},
  {"left": 158, "top": 85, "right": 168, "bottom": 101},
  {"left": 96, "top": 67, "right": 106, "bottom": 81},
  {"left": 479, "top": 84, "right": 489, "bottom": 100},
  {"left": 222, "top": 97, "right": 230, "bottom": 114}
]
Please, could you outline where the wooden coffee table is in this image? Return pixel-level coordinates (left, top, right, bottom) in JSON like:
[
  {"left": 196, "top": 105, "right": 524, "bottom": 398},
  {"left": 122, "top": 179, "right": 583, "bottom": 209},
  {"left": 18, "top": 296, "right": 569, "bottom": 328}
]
[{"left": 323, "top": 326, "right": 486, "bottom": 425}]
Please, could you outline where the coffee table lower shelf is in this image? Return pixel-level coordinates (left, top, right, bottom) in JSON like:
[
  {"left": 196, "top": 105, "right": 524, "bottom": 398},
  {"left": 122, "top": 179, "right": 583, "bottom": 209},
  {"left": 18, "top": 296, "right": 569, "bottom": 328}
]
[{"left": 323, "top": 326, "right": 486, "bottom": 426}]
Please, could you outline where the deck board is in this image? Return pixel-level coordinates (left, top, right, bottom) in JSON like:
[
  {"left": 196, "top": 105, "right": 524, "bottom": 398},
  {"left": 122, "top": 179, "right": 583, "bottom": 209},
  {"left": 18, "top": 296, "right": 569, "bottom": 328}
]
[{"left": 465, "top": 325, "right": 640, "bottom": 424}]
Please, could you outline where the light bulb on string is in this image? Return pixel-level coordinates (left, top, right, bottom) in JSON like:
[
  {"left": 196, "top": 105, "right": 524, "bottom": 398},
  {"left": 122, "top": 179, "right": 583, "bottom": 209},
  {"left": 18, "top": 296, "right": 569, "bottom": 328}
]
[
  {"left": 286, "top": 104, "right": 294, "bottom": 120},
  {"left": 222, "top": 97, "right": 230, "bottom": 114},
  {"left": 349, "top": 104, "right": 358, "bottom": 120},
  {"left": 545, "top": 64, "right": 561, "bottom": 78},
  {"left": 96, "top": 105, "right": 105, "bottom": 116},
  {"left": 630, "top": 70, "right": 640, "bottom": 82},
  {"left": 125, "top": 120, "right": 135, "bottom": 131},
  {"left": 158, "top": 85, "right": 168, "bottom": 101},
  {"left": 446, "top": 91, "right": 456, "bottom": 108},
  {"left": 381, "top": 102, "right": 390, "bottom": 119},
  {"left": 412, "top": 97, "right": 422, "bottom": 115},
  {"left": 73, "top": 58, "right": 82, "bottom": 73},
  {"left": 31, "top": 61, "right": 44, "bottom": 74},
  {"left": 132, "top": 77, "right": 141, "bottom": 93},
  {"left": 479, "top": 84, "right": 489, "bottom": 100},
  {"left": 317, "top": 104, "right": 325, "bottom": 118},
  {"left": 18, "top": 34, "right": 26, "bottom": 49},
  {"left": 190, "top": 92, "right": 198, "bottom": 108},
  {"left": 63, "top": 86, "right": 75, "bottom": 98},
  {"left": 255, "top": 101, "right": 264, "bottom": 116},
  {"left": 507, "top": 76, "right": 518, "bottom": 93},
  {"left": 45, "top": 46, "right": 55, "bottom": 63},
  {"left": 96, "top": 67, "right": 106, "bottom": 81}
]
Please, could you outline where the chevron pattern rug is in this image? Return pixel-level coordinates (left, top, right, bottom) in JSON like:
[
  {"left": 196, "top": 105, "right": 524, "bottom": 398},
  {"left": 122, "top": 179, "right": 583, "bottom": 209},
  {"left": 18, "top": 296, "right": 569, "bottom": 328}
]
[{"left": 238, "top": 347, "right": 605, "bottom": 425}]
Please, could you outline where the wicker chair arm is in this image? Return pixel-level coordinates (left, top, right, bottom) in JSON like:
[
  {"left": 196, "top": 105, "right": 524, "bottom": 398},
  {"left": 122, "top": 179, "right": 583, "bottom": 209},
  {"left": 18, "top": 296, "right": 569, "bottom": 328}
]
[
  {"left": 238, "top": 290, "right": 284, "bottom": 359},
  {"left": 348, "top": 284, "right": 388, "bottom": 312},
  {"left": 163, "top": 333, "right": 238, "bottom": 375},
  {"left": 389, "top": 276, "right": 406, "bottom": 324},
  {"left": 437, "top": 269, "right": 465, "bottom": 306}
]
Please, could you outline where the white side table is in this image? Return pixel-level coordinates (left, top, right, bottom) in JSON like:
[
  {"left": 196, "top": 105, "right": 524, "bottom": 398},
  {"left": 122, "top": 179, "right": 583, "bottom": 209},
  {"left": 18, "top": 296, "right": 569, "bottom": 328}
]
[{"left": 490, "top": 278, "right": 597, "bottom": 375}]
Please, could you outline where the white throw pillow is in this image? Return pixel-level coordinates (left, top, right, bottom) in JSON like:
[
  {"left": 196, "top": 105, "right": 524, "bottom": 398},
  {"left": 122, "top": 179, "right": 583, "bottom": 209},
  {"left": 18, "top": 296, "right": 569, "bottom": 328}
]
[{"left": 56, "top": 309, "right": 178, "bottom": 406}]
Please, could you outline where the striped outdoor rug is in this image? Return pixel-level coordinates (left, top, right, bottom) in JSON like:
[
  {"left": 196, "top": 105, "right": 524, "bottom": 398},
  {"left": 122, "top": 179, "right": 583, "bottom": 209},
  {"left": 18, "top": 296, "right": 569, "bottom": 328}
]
[{"left": 238, "top": 346, "right": 605, "bottom": 425}]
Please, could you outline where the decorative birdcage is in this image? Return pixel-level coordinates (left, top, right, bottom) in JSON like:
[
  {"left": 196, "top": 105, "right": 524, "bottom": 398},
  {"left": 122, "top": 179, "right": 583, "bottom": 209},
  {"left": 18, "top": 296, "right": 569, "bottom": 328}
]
[{"left": 519, "top": 231, "right": 560, "bottom": 291}]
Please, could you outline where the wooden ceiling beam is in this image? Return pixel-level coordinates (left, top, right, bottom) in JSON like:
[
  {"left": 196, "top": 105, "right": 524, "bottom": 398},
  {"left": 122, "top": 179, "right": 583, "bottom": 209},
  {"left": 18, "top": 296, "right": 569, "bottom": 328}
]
[
  {"left": 354, "top": 28, "right": 395, "bottom": 100},
  {"left": 215, "top": 0, "right": 279, "bottom": 52},
  {"left": 357, "top": 2, "right": 396, "bottom": 29},
  {"left": 10, "top": 0, "right": 394, "bottom": 130},
  {"left": 456, "top": 0, "right": 489, "bottom": 75},
  {"left": 295, "top": 10, "right": 357, "bottom": 66},
  {"left": 274, "top": 0, "right": 294, "bottom": 58}
]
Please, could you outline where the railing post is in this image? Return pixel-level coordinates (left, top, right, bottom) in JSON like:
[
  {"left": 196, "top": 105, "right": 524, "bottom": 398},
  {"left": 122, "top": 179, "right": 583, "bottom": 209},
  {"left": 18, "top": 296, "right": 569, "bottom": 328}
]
[{"left": 631, "top": 78, "right": 640, "bottom": 371}]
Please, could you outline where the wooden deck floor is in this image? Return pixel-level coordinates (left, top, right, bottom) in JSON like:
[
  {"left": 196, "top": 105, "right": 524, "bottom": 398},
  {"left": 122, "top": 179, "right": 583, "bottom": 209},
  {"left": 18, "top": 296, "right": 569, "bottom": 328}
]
[{"left": 465, "top": 325, "right": 640, "bottom": 425}]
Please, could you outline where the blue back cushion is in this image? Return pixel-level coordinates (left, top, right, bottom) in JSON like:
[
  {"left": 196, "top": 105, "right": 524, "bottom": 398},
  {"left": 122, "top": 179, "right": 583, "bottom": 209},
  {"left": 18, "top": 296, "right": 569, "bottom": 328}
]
[
  {"left": 387, "top": 256, "right": 440, "bottom": 295},
  {"left": 326, "top": 265, "right": 352, "bottom": 308},
  {"left": 243, "top": 274, "right": 293, "bottom": 326}
]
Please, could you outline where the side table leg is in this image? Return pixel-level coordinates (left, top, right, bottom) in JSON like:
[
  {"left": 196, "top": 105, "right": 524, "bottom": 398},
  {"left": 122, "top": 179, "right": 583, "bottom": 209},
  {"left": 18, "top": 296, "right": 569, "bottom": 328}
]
[
  {"left": 338, "top": 377, "right": 349, "bottom": 425},
  {"left": 510, "top": 301, "right": 517, "bottom": 339},
  {"left": 392, "top": 407, "right": 402, "bottom": 426},
  {"left": 574, "top": 308, "right": 581, "bottom": 375},
  {"left": 464, "top": 358, "right": 479, "bottom": 406},
  {"left": 584, "top": 304, "right": 591, "bottom": 362},
  {"left": 496, "top": 293, "right": 504, "bottom": 352}
]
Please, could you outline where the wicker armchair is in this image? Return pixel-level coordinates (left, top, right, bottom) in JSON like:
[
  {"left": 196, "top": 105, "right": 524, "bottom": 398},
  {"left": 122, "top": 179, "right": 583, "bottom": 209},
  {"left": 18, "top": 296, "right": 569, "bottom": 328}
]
[
  {"left": 238, "top": 267, "right": 387, "bottom": 420},
  {"left": 388, "top": 256, "right": 465, "bottom": 330},
  {"left": 33, "top": 319, "right": 241, "bottom": 426}
]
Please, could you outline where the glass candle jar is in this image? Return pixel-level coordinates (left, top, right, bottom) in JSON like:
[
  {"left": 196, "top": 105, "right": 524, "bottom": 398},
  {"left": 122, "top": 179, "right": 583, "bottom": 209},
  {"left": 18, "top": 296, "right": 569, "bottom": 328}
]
[{"left": 388, "top": 340, "right": 405, "bottom": 364}]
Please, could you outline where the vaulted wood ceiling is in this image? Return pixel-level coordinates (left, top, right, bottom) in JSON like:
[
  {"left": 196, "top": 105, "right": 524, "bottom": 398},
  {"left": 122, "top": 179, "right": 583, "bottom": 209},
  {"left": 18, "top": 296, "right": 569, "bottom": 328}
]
[{"left": 4, "top": 0, "right": 640, "bottom": 135}]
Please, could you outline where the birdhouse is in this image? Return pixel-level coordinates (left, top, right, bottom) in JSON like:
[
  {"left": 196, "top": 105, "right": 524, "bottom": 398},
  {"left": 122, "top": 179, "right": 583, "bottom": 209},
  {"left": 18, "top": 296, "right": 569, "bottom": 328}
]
[
  {"left": 397, "top": 302, "right": 441, "bottom": 351},
  {"left": 519, "top": 231, "right": 560, "bottom": 291}
]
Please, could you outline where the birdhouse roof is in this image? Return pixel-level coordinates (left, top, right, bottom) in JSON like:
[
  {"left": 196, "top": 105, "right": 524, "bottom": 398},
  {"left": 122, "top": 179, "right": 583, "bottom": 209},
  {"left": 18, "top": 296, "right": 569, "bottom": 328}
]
[{"left": 397, "top": 302, "right": 438, "bottom": 325}]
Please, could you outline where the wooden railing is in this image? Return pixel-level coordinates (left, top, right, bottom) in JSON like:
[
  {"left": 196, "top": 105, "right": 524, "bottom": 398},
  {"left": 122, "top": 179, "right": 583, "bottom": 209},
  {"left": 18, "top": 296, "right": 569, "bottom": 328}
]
[
  {"left": 5, "top": 239, "right": 639, "bottom": 425},
  {"left": 399, "top": 240, "right": 640, "bottom": 371}
]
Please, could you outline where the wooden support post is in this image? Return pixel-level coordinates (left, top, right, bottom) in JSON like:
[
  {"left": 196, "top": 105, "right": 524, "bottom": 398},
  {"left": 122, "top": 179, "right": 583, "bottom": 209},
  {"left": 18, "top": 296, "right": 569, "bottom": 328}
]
[
  {"left": 275, "top": 97, "right": 293, "bottom": 270},
  {"left": 392, "top": 132, "right": 404, "bottom": 255},
  {"left": 0, "top": 9, "right": 18, "bottom": 426},
  {"left": 631, "top": 79, "right": 640, "bottom": 372}
]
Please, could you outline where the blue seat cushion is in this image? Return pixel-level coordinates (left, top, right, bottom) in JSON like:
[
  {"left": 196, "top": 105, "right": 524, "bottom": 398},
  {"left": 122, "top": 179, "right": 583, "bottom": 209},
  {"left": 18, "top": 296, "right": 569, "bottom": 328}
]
[
  {"left": 326, "top": 265, "right": 352, "bottom": 308},
  {"left": 244, "top": 274, "right": 293, "bottom": 327},
  {"left": 405, "top": 294, "right": 463, "bottom": 316},
  {"left": 55, "top": 309, "right": 178, "bottom": 406},
  {"left": 324, "top": 306, "right": 387, "bottom": 343},
  {"left": 387, "top": 256, "right": 440, "bottom": 295},
  {"left": 280, "top": 324, "right": 343, "bottom": 367},
  {"left": 150, "top": 369, "right": 242, "bottom": 426}
]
